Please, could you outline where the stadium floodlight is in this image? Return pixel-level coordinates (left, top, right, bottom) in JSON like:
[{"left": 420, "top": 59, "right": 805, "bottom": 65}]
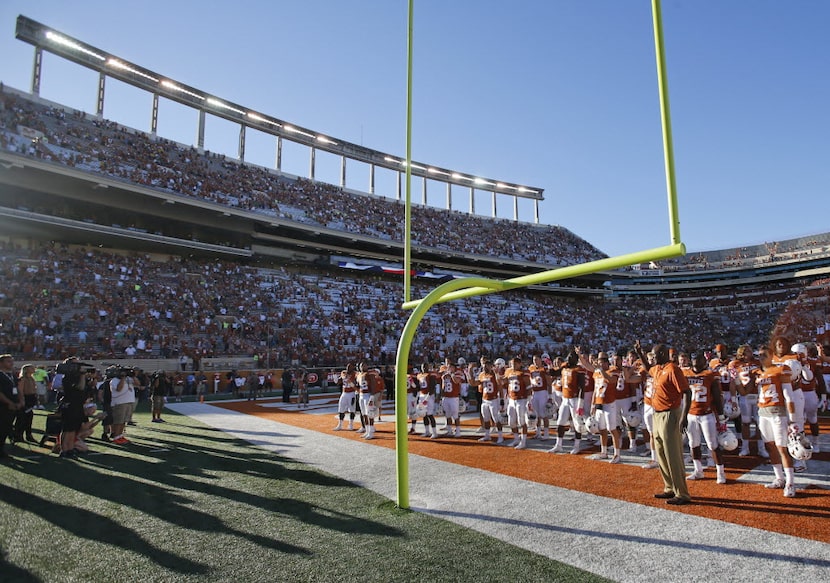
[
  {"left": 284, "top": 125, "right": 316, "bottom": 139},
  {"left": 246, "top": 112, "right": 281, "bottom": 127},
  {"left": 45, "top": 31, "right": 105, "bottom": 61},
  {"left": 393, "top": 0, "right": 686, "bottom": 510},
  {"left": 107, "top": 59, "right": 159, "bottom": 83},
  {"left": 160, "top": 80, "right": 204, "bottom": 101},
  {"left": 206, "top": 97, "right": 246, "bottom": 116}
]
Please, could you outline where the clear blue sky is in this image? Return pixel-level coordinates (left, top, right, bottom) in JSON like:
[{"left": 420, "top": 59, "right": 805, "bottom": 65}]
[{"left": 1, "top": 1, "right": 828, "bottom": 258}]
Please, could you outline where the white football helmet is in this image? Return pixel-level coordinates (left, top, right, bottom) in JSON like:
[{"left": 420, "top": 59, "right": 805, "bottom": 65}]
[
  {"left": 723, "top": 399, "right": 740, "bottom": 420},
  {"left": 458, "top": 399, "right": 467, "bottom": 414},
  {"left": 791, "top": 343, "right": 808, "bottom": 357},
  {"left": 365, "top": 402, "right": 378, "bottom": 419},
  {"left": 717, "top": 428, "right": 739, "bottom": 451},
  {"left": 584, "top": 414, "right": 600, "bottom": 435},
  {"left": 434, "top": 402, "right": 445, "bottom": 417},
  {"left": 494, "top": 358, "right": 506, "bottom": 368},
  {"left": 544, "top": 400, "right": 556, "bottom": 419},
  {"left": 499, "top": 411, "right": 510, "bottom": 425},
  {"left": 787, "top": 432, "right": 813, "bottom": 461},
  {"left": 782, "top": 358, "right": 802, "bottom": 382},
  {"left": 624, "top": 410, "right": 642, "bottom": 429},
  {"left": 414, "top": 403, "right": 427, "bottom": 418},
  {"left": 572, "top": 414, "right": 586, "bottom": 435}
]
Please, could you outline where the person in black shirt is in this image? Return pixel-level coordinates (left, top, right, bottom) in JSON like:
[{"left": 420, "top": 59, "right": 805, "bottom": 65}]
[
  {"left": 282, "top": 368, "right": 293, "bottom": 403},
  {"left": 0, "top": 354, "right": 22, "bottom": 460},
  {"left": 57, "top": 358, "right": 94, "bottom": 459},
  {"left": 150, "top": 371, "right": 171, "bottom": 423}
]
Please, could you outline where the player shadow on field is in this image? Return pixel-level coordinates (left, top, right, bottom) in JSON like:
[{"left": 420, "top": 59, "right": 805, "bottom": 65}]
[
  {"left": 422, "top": 507, "right": 830, "bottom": 569},
  {"left": 145, "top": 420, "right": 305, "bottom": 443},
  {"left": 0, "top": 482, "right": 211, "bottom": 575},
  {"left": 13, "top": 433, "right": 403, "bottom": 543},
  {"left": 687, "top": 495, "right": 830, "bottom": 520}
]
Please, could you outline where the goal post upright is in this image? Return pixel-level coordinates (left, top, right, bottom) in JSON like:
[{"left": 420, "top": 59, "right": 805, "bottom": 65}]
[{"left": 394, "top": 0, "right": 684, "bottom": 509}]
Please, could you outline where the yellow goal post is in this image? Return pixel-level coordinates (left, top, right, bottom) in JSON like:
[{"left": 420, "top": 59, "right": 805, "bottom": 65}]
[{"left": 394, "top": 0, "right": 683, "bottom": 509}]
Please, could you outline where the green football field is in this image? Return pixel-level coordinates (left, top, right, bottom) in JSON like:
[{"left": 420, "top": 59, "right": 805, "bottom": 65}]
[{"left": 0, "top": 405, "right": 609, "bottom": 582}]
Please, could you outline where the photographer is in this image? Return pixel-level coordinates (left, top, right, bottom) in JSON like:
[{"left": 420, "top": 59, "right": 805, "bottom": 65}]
[
  {"left": 57, "top": 357, "right": 96, "bottom": 459},
  {"left": 108, "top": 366, "right": 137, "bottom": 445}
]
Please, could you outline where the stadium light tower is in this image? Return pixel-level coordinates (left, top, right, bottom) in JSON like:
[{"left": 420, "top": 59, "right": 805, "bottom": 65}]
[{"left": 394, "top": 0, "right": 686, "bottom": 509}]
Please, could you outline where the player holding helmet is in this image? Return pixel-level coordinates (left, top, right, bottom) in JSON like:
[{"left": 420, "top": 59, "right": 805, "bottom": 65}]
[
  {"left": 582, "top": 351, "right": 623, "bottom": 464},
  {"left": 682, "top": 352, "right": 727, "bottom": 484},
  {"left": 547, "top": 350, "right": 588, "bottom": 455},
  {"left": 753, "top": 347, "right": 799, "bottom": 498}
]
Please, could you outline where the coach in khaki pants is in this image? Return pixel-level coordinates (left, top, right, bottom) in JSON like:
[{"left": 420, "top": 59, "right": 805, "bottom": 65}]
[{"left": 649, "top": 344, "right": 692, "bottom": 505}]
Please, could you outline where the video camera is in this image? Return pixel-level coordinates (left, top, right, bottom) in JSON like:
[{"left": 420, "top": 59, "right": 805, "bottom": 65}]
[
  {"left": 56, "top": 361, "right": 96, "bottom": 376},
  {"left": 105, "top": 365, "right": 135, "bottom": 379}
]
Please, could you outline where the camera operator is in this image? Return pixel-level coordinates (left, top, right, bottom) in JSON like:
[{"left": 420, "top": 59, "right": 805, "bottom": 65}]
[
  {"left": 0, "top": 354, "right": 23, "bottom": 460},
  {"left": 57, "top": 357, "right": 96, "bottom": 459},
  {"left": 97, "top": 371, "right": 113, "bottom": 441},
  {"left": 109, "top": 366, "right": 138, "bottom": 445}
]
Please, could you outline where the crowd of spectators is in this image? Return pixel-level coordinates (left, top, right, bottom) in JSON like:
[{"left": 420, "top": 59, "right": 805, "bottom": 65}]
[
  {"left": 0, "top": 88, "right": 603, "bottom": 267},
  {"left": 0, "top": 241, "right": 826, "bottom": 368}
]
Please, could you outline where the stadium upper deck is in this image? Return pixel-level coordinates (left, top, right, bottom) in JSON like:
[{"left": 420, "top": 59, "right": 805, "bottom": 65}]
[
  {"left": 0, "top": 88, "right": 604, "bottom": 273},
  {"left": 2, "top": 87, "right": 830, "bottom": 366}
]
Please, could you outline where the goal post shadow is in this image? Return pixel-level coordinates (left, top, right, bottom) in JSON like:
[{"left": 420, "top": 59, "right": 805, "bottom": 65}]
[{"left": 393, "top": 0, "right": 683, "bottom": 509}]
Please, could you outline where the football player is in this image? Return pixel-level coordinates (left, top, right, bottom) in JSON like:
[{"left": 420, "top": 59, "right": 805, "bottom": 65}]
[
  {"left": 583, "top": 351, "right": 623, "bottom": 464},
  {"left": 415, "top": 364, "right": 440, "bottom": 438},
  {"left": 503, "top": 356, "right": 531, "bottom": 449},
  {"left": 753, "top": 347, "right": 798, "bottom": 498},
  {"left": 683, "top": 352, "right": 727, "bottom": 484},
  {"left": 729, "top": 345, "right": 764, "bottom": 457},
  {"left": 333, "top": 363, "right": 359, "bottom": 431},
  {"left": 356, "top": 362, "right": 382, "bottom": 439},
  {"left": 439, "top": 362, "right": 464, "bottom": 437},
  {"left": 547, "top": 350, "right": 588, "bottom": 455},
  {"left": 468, "top": 359, "right": 505, "bottom": 444},
  {"left": 528, "top": 354, "right": 552, "bottom": 440}
]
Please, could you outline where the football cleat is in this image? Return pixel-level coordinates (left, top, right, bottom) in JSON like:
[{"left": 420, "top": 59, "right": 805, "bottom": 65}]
[
  {"left": 783, "top": 484, "right": 796, "bottom": 498},
  {"left": 765, "top": 478, "right": 785, "bottom": 489}
]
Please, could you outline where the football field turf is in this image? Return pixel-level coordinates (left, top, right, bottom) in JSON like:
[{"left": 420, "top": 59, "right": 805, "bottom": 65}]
[{"left": 2, "top": 396, "right": 829, "bottom": 582}]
